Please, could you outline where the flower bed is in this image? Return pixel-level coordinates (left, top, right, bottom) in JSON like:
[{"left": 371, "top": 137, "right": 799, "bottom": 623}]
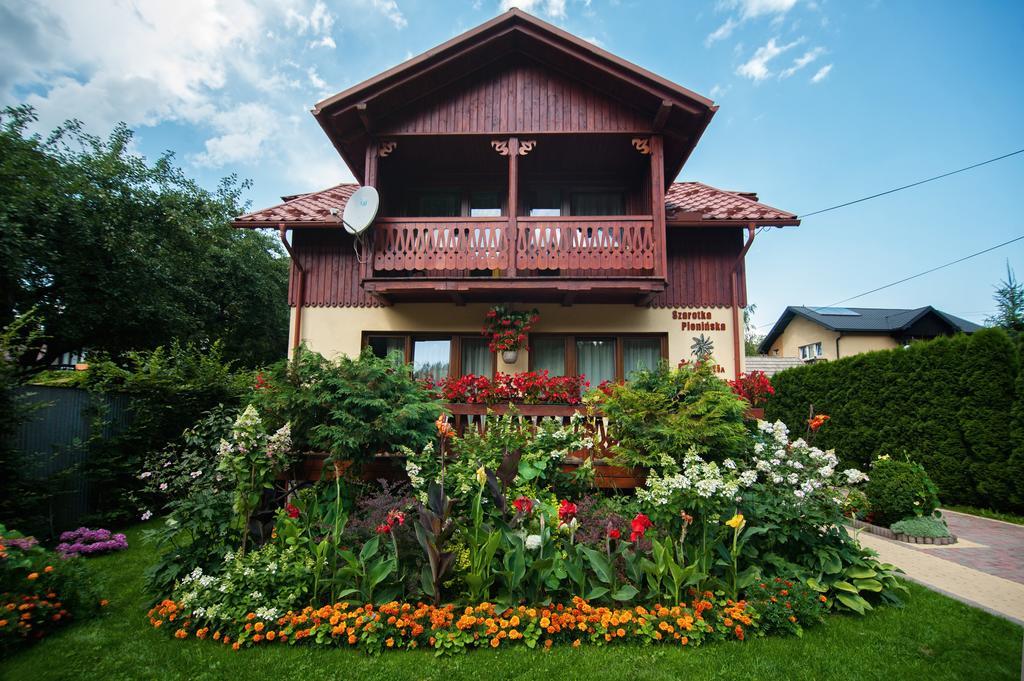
[
  {"left": 424, "top": 371, "right": 589, "bottom": 405},
  {"left": 149, "top": 594, "right": 764, "bottom": 654},
  {"left": 846, "top": 518, "right": 958, "bottom": 546},
  {"left": 56, "top": 527, "right": 129, "bottom": 558}
]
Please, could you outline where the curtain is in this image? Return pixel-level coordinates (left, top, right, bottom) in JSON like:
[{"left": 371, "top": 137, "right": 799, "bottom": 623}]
[
  {"left": 532, "top": 337, "right": 566, "bottom": 376},
  {"left": 461, "top": 338, "right": 492, "bottom": 377},
  {"left": 576, "top": 338, "right": 615, "bottom": 386},
  {"left": 623, "top": 338, "right": 661, "bottom": 378},
  {"left": 412, "top": 339, "right": 451, "bottom": 381}
]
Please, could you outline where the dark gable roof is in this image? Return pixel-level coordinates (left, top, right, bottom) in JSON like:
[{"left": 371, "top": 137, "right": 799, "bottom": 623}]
[
  {"left": 757, "top": 306, "right": 983, "bottom": 354},
  {"left": 232, "top": 181, "right": 797, "bottom": 227},
  {"left": 311, "top": 8, "right": 718, "bottom": 184}
]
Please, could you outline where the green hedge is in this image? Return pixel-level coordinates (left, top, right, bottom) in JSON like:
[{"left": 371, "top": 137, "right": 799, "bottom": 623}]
[{"left": 765, "top": 328, "right": 1024, "bottom": 512}]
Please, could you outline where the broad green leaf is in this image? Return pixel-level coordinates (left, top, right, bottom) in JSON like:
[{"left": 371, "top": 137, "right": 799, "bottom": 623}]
[
  {"left": 853, "top": 578, "right": 883, "bottom": 592},
  {"left": 612, "top": 585, "right": 639, "bottom": 601},
  {"left": 846, "top": 566, "right": 877, "bottom": 579},
  {"left": 835, "top": 592, "right": 865, "bottom": 614}
]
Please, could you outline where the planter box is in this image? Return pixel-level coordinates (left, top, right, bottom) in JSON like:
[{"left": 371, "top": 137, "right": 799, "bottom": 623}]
[{"left": 845, "top": 517, "right": 957, "bottom": 545}]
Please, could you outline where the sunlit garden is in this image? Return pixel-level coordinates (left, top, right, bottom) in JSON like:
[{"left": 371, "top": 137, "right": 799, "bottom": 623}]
[{"left": 3, "top": 346, "right": 1022, "bottom": 679}]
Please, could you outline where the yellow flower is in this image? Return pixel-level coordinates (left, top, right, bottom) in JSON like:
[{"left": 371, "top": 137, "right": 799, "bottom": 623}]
[
  {"left": 475, "top": 466, "right": 487, "bottom": 486},
  {"left": 725, "top": 513, "right": 745, "bottom": 530}
]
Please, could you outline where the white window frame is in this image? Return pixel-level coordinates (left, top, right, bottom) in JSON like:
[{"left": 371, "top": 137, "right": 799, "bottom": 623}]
[{"left": 799, "top": 342, "right": 823, "bottom": 360}]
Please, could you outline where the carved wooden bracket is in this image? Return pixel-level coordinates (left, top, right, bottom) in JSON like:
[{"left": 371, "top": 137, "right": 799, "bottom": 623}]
[
  {"left": 631, "top": 137, "right": 652, "bottom": 155},
  {"left": 491, "top": 139, "right": 511, "bottom": 156},
  {"left": 517, "top": 140, "right": 536, "bottom": 156},
  {"left": 378, "top": 141, "right": 398, "bottom": 157}
]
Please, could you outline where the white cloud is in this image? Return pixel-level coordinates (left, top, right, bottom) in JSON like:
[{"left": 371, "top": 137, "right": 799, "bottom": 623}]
[
  {"left": 192, "top": 103, "right": 280, "bottom": 168},
  {"left": 732, "top": 0, "right": 799, "bottom": 19},
  {"left": 500, "top": 0, "right": 568, "bottom": 19},
  {"left": 709, "top": 83, "right": 730, "bottom": 99},
  {"left": 307, "top": 67, "right": 328, "bottom": 91},
  {"left": 309, "top": 35, "right": 337, "bottom": 49},
  {"left": 736, "top": 37, "right": 802, "bottom": 81},
  {"left": 371, "top": 0, "right": 408, "bottom": 29},
  {"left": 705, "top": 18, "right": 738, "bottom": 46},
  {"left": 779, "top": 46, "right": 824, "bottom": 78},
  {"left": 811, "top": 63, "right": 833, "bottom": 83},
  {"left": 286, "top": 0, "right": 335, "bottom": 35}
]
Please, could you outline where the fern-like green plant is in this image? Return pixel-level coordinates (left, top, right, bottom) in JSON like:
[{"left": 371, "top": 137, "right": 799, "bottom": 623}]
[{"left": 600, "top": 361, "right": 749, "bottom": 471}]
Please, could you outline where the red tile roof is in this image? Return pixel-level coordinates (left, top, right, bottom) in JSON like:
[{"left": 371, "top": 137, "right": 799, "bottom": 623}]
[
  {"left": 664, "top": 182, "right": 798, "bottom": 224},
  {"left": 232, "top": 181, "right": 798, "bottom": 227}
]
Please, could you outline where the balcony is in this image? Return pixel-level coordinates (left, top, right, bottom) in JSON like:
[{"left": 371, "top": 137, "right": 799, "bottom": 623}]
[{"left": 363, "top": 215, "right": 666, "bottom": 304}]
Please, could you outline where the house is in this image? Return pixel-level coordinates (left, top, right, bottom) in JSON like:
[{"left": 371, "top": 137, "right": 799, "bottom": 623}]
[
  {"left": 757, "top": 306, "right": 982, "bottom": 361},
  {"left": 232, "top": 9, "right": 799, "bottom": 389}
]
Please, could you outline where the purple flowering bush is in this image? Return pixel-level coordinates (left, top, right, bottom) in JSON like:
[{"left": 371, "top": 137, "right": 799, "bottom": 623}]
[{"left": 56, "top": 527, "right": 128, "bottom": 557}]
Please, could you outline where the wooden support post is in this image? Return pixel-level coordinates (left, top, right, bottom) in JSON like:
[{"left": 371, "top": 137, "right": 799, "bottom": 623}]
[
  {"left": 360, "top": 140, "right": 379, "bottom": 284},
  {"left": 649, "top": 134, "right": 667, "bottom": 282},
  {"left": 507, "top": 136, "right": 519, "bottom": 278}
]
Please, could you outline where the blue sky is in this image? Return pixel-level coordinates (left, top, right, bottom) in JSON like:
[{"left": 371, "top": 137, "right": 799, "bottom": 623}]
[{"left": 2, "top": 0, "right": 1022, "bottom": 331}]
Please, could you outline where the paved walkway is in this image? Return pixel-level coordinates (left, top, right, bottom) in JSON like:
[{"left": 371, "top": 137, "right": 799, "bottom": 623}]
[{"left": 854, "top": 509, "right": 1024, "bottom": 625}]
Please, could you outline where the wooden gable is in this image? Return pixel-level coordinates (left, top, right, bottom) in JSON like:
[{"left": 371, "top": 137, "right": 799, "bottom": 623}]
[{"left": 377, "top": 58, "right": 652, "bottom": 136}]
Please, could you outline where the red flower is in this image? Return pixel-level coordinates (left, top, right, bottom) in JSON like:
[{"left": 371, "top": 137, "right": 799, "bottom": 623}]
[
  {"left": 729, "top": 371, "right": 775, "bottom": 408},
  {"left": 513, "top": 497, "right": 533, "bottom": 514},
  {"left": 285, "top": 504, "right": 300, "bottom": 519},
  {"left": 607, "top": 527, "right": 621, "bottom": 540},
  {"left": 375, "top": 523, "right": 391, "bottom": 535},
  {"left": 386, "top": 509, "right": 405, "bottom": 526},
  {"left": 254, "top": 373, "right": 270, "bottom": 390},
  {"left": 558, "top": 499, "right": 578, "bottom": 524},
  {"left": 808, "top": 414, "right": 830, "bottom": 432},
  {"left": 630, "top": 513, "right": 653, "bottom": 542}
]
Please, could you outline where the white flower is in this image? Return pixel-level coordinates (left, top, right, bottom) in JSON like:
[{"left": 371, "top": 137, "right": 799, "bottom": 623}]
[
  {"left": 159, "top": 483, "right": 168, "bottom": 491},
  {"left": 190, "top": 470, "right": 203, "bottom": 479},
  {"left": 525, "top": 535, "right": 542, "bottom": 550},
  {"left": 740, "top": 470, "right": 758, "bottom": 487},
  {"left": 139, "top": 471, "right": 152, "bottom": 479},
  {"left": 842, "top": 468, "right": 869, "bottom": 484},
  {"left": 786, "top": 473, "right": 799, "bottom": 485},
  {"left": 141, "top": 510, "right": 153, "bottom": 521},
  {"left": 794, "top": 489, "right": 806, "bottom": 499},
  {"left": 754, "top": 442, "right": 765, "bottom": 454},
  {"left": 723, "top": 458, "right": 736, "bottom": 470}
]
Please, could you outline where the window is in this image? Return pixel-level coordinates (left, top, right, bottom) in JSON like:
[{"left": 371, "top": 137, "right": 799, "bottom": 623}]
[
  {"left": 529, "top": 334, "right": 666, "bottom": 384},
  {"left": 412, "top": 191, "right": 461, "bottom": 217},
  {"left": 799, "top": 342, "right": 823, "bottom": 360},
  {"left": 526, "top": 187, "right": 562, "bottom": 217},
  {"left": 470, "top": 191, "right": 502, "bottom": 217},
  {"left": 364, "top": 333, "right": 495, "bottom": 379}
]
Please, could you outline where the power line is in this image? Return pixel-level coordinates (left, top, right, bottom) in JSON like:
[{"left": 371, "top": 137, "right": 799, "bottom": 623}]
[
  {"left": 824, "top": 234, "right": 1024, "bottom": 307},
  {"left": 798, "top": 147, "right": 1024, "bottom": 219}
]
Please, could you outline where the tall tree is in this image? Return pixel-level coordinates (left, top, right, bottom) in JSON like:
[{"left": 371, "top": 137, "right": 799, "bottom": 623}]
[
  {"left": 0, "top": 106, "right": 289, "bottom": 368},
  {"left": 986, "top": 261, "right": 1024, "bottom": 338}
]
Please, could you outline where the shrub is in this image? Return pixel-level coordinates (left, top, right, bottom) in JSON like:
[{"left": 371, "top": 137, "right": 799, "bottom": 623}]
[
  {"left": 250, "top": 346, "right": 441, "bottom": 470},
  {"left": 55, "top": 527, "right": 128, "bottom": 557},
  {"left": 864, "top": 457, "right": 940, "bottom": 527},
  {"left": 600, "top": 360, "right": 749, "bottom": 470},
  {"left": 767, "top": 329, "right": 1022, "bottom": 512},
  {"left": 890, "top": 514, "right": 951, "bottom": 538},
  {"left": 0, "top": 524, "right": 101, "bottom": 651}
]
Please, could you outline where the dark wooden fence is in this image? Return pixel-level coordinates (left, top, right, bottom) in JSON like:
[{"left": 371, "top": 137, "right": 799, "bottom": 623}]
[{"left": 7, "top": 386, "right": 131, "bottom": 529}]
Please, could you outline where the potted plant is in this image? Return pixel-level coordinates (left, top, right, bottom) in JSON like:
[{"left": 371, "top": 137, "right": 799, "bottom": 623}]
[{"left": 482, "top": 305, "right": 539, "bottom": 364}]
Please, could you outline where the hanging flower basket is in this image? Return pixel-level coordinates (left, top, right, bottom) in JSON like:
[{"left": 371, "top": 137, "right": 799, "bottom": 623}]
[
  {"left": 482, "top": 305, "right": 539, "bottom": 354},
  {"left": 501, "top": 349, "right": 519, "bottom": 364}
]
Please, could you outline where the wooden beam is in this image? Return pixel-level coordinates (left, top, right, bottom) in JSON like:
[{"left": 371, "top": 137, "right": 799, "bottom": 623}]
[
  {"left": 561, "top": 291, "right": 577, "bottom": 307},
  {"left": 507, "top": 136, "right": 519, "bottom": 278},
  {"left": 650, "top": 134, "right": 667, "bottom": 281},
  {"left": 356, "top": 102, "right": 372, "bottom": 132},
  {"left": 653, "top": 100, "right": 672, "bottom": 131}
]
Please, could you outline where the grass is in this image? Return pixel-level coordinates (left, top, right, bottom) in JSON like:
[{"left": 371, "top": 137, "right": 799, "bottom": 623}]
[
  {"left": 2, "top": 524, "right": 1022, "bottom": 681},
  {"left": 943, "top": 506, "right": 1024, "bottom": 526}
]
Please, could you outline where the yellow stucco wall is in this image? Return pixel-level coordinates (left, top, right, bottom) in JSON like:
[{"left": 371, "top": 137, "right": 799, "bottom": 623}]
[
  {"left": 766, "top": 315, "right": 900, "bottom": 360},
  {"left": 289, "top": 303, "right": 743, "bottom": 378}
]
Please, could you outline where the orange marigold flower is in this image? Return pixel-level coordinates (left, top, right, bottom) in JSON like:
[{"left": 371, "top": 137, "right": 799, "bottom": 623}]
[
  {"left": 572, "top": 639, "right": 581, "bottom": 648},
  {"left": 44, "top": 566, "right": 54, "bottom": 573},
  {"left": 232, "top": 642, "right": 240, "bottom": 651},
  {"left": 266, "top": 631, "right": 276, "bottom": 641},
  {"left": 99, "top": 599, "right": 109, "bottom": 607},
  {"left": 490, "top": 637, "right": 500, "bottom": 648},
  {"left": 26, "top": 573, "right": 39, "bottom": 581},
  {"left": 385, "top": 637, "right": 395, "bottom": 648},
  {"left": 254, "top": 622, "right": 265, "bottom": 632},
  {"left": 544, "top": 639, "right": 553, "bottom": 650}
]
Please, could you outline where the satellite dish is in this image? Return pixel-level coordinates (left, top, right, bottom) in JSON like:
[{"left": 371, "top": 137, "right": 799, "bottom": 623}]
[{"left": 341, "top": 186, "right": 379, "bottom": 235}]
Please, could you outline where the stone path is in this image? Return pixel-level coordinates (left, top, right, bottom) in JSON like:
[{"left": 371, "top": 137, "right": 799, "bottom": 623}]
[{"left": 854, "top": 509, "right": 1024, "bottom": 625}]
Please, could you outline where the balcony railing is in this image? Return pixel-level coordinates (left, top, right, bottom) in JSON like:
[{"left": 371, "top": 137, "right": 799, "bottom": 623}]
[{"left": 371, "top": 215, "right": 658, "bottom": 277}]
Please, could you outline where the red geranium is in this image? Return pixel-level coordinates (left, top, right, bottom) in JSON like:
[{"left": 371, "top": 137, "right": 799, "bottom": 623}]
[
  {"left": 728, "top": 371, "right": 775, "bottom": 408},
  {"left": 630, "top": 513, "right": 653, "bottom": 542},
  {"left": 513, "top": 497, "right": 533, "bottom": 514},
  {"left": 558, "top": 499, "right": 578, "bottom": 525},
  {"left": 285, "top": 503, "right": 300, "bottom": 519},
  {"left": 482, "top": 306, "right": 539, "bottom": 352},
  {"left": 432, "top": 371, "right": 587, "bottom": 405}
]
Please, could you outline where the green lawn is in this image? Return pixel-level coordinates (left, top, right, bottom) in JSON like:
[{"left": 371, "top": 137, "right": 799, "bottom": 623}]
[
  {"left": 2, "top": 524, "right": 1021, "bottom": 681},
  {"left": 944, "top": 506, "right": 1024, "bottom": 526}
]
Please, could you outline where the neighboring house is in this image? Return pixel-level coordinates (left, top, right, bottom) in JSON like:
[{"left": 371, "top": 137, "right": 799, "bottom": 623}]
[
  {"left": 744, "top": 355, "right": 805, "bottom": 377},
  {"left": 758, "top": 306, "right": 982, "bottom": 361},
  {"left": 232, "top": 9, "right": 799, "bottom": 385}
]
